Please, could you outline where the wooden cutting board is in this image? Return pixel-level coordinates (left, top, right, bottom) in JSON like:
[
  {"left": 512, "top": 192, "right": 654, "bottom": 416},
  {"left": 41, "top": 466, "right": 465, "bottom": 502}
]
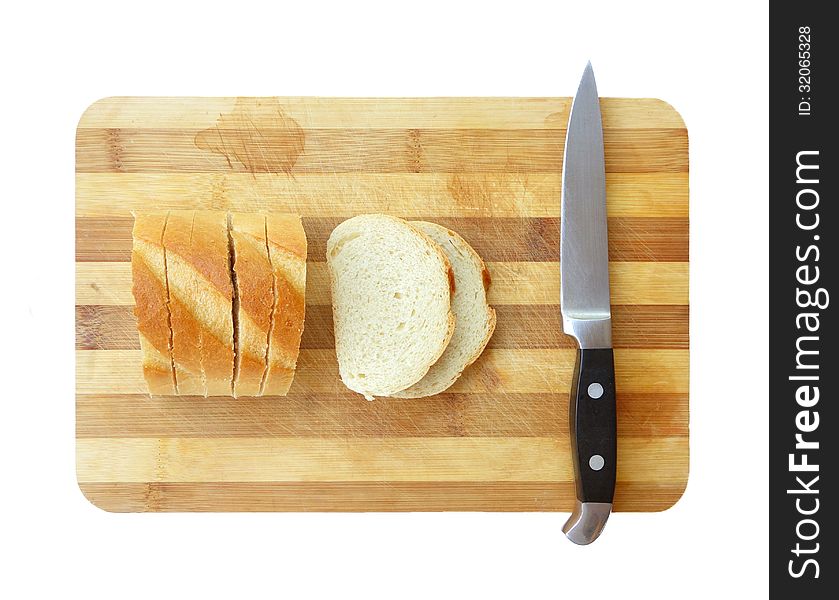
[{"left": 76, "top": 97, "right": 688, "bottom": 512}]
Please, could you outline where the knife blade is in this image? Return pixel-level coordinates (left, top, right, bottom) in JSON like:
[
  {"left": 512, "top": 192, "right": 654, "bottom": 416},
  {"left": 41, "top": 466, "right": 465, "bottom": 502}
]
[{"left": 560, "top": 62, "right": 617, "bottom": 545}]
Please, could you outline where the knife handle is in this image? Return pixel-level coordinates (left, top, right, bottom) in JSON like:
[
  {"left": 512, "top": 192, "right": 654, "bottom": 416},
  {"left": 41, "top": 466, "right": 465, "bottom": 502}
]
[{"left": 569, "top": 348, "right": 617, "bottom": 504}]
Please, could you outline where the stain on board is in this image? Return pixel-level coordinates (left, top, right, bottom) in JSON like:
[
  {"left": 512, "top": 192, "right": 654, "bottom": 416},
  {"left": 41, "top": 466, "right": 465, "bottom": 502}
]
[{"left": 195, "top": 98, "right": 305, "bottom": 174}]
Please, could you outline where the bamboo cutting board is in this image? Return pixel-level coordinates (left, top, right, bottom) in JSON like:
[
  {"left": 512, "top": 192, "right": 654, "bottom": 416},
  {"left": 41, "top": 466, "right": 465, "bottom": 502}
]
[{"left": 76, "top": 97, "right": 689, "bottom": 512}]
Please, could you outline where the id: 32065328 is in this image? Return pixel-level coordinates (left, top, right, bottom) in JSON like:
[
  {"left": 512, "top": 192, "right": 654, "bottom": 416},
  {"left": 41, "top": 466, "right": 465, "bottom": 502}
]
[{"left": 798, "top": 26, "right": 811, "bottom": 116}]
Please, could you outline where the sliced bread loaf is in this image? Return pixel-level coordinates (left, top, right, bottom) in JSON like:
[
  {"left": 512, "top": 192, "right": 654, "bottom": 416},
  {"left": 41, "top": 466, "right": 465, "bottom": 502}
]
[
  {"left": 133, "top": 210, "right": 306, "bottom": 398},
  {"left": 327, "top": 214, "right": 455, "bottom": 400},
  {"left": 393, "top": 222, "right": 496, "bottom": 397}
]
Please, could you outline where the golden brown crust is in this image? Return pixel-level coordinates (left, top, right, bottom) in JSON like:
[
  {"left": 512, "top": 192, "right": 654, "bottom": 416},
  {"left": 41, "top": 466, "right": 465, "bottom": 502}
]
[
  {"left": 133, "top": 209, "right": 304, "bottom": 398},
  {"left": 161, "top": 210, "right": 196, "bottom": 265},
  {"left": 163, "top": 210, "right": 206, "bottom": 396},
  {"left": 187, "top": 211, "right": 235, "bottom": 297},
  {"left": 264, "top": 214, "right": 307, "bottom": 396},
  {"left": 192, "top": 211, "right": 234, "bottom": 396},
  {"left": 131, "top": 248, "right": 170, "bottom": 358},
  {"left": 231, "top": 214, "right": 273, "bottom": 331},
  {"left": 267, "top": 214, "right": 308, "bottom": 257},
  {"left": 132, "top": 211, "right": 167, "bottom": 245},
  {"left": 131, "top": 213, "right": 176, "bottom": 396},
  {"left": 230, "top": 212, "right": 273, "bottom": 397},
  {"left": 201, "top": 328, "right": 233, "bottom": 396},
  {"left": 263, "top": 366, "right": 296, "bottom": 397},
  {"left": 141, "top": 361, "right": 177, "bottom": 395}
]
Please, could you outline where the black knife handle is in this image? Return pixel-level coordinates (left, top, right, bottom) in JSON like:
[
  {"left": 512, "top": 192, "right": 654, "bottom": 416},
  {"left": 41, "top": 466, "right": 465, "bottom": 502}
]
[{"left": 569, "top": 348, "right": 617, "bottom": 503}]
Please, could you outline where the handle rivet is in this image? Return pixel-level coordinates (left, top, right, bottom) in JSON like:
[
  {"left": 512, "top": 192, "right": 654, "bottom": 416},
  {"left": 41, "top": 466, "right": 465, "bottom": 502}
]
[
  {"left": 589, "top": 455, "right": 605, "bottom": 471},
  {"left": 587, "top": 382, "right": 604, "bottom": 399}
]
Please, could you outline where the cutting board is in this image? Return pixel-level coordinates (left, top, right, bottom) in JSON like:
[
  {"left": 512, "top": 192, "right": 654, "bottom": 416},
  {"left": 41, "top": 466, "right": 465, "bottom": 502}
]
[{"left": 76, "top": 97, "right": 688, "bottom": 512}]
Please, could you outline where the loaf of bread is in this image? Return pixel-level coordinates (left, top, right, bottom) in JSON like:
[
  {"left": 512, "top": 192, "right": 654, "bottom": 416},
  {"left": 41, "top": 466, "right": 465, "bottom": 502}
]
[
  {"left": 131, "top": 210, "right": 307, "bottom": 397},
  {"left": 326, "top": 214, "right": 455, "bottom": 400},
  {"left": 393, "top": 222, "right": 496, "bottom": 397}
]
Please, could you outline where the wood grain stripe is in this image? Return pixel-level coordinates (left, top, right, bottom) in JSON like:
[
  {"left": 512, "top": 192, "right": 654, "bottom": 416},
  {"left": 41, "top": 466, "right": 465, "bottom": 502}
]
[
  {"left": 78, "top": 97, "right": 687, "bottom": 130},
  {"left": 76, "top": 437, "right": 688, "bottom": 483},
  {"left": 77, "top": 216, "right": 689, "bottom": 263},
  {"left": 76, "top": 261, "right": 689, "bottom": 306},
  {"left": 75, "top": 172, "right": 689, "bottom": 219},
  {"left": 76, "top": 392, "right": 688, "bottom": 438},
  {"left": 78, "top": 480, "right": 686, "bottom": 512},
  {"left": 76, "top": 349, "right": 689, "bottom": 395},
  {"left": 77, "top": 304, "right": 689, "bottom": 351},
  {"left": 76, "top": 128, "right": 688, "bottom": 174}
]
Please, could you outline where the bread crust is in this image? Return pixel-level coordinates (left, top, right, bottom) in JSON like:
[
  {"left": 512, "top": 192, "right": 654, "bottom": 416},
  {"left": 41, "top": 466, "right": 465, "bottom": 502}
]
[
  {"left": 393, "top": 221, "right": 496, "bottom": 398},
  {"left": 264, "top": 214, "right": 307, "bottom": 396},
  {"left": 191, "top": 211, "right": 235, "bottom": 396},
  {"left": 162, "top": 210, "right": 206, "bottom": 395},
  {"left": 403, "top": 219, "right": 458, "bottom": 379},
  {"left": 229, "top": 212, "right": 273, "bottom": 397},
  {"left": 131, "top": 212, "right": 177, "bottom": 396}
]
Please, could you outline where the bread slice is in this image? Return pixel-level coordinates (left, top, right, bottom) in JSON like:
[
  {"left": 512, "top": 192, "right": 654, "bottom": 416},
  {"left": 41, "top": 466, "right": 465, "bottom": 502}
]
[
  {"left": 131, "top": 212, "right": 177, "bottom": 395},
  {"left": 393, "top": 222, "right": 496, "bottom": 397},
  {"left": 263, "top": 214, "right": 307, "bottom": 396},
  {"left": 326, "top": 214, "right": 456, "bottom": 400},
  {"left": 229, "top": 212, "right": 273, "bottom": 397},
  {"left": 163, "top": 210, "right": 235, "bottom": 397},
  {"left": 190, "top": 211, "right": 235, "bottom": 396},
  {"left": 162, "top": 210, "right": 205, "bottom": 396}
]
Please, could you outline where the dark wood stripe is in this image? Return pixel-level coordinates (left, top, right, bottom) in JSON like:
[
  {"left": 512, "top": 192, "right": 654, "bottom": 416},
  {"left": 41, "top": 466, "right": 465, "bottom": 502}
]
[
  {"left": 76, "top": 216, "right": 689, "bottom": 262},
  {"left": 78, "top": 480, "right": 686, "bottom": 512},
  {"left": 75, "top": 128, "right": 688, "bottom": 174},
  {"left": 76, "top": 305, "right": 137, "bottom": 350},
  {"left": 488, "top": 305, "right": 689, "bottom": 350},
  {"left": 76, "top": 304, "right": 689, "bottom": 351},
  {"left": 75, "top": 392, "right": 688, "bottom": 438}
]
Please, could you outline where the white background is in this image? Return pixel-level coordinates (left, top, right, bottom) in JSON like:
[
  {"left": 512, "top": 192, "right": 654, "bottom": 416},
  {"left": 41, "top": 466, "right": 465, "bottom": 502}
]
[{"left": 2, "top": 0, "right": 768, "bottom": 597}]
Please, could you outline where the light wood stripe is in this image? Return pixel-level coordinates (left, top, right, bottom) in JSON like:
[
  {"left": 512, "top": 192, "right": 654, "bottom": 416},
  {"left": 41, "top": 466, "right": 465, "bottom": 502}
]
[
  {"left": 75, "top": 172, "right": 689, "bottom": 218},
  {"left": 76, "top": 261, "right": 689, "bottom": 306},
  {"left": 77, "top": 215, "right": 689, "bottom": 263},
  {"left": 78, "top": 481, "right": 687, "bottom": 512},
  {"left": 76, "top": 392, "right": 688, "bottom": 438},
  {"left": 487, "top": 262, "right": 687, "bottom": 306},
  {"left": 76, "top": 128, "right": 687, "bottom": 174},
  {"left": 76, "top": 349, "right": 689, "bottom": 395},
  {"left": 76, "top": 436, "right": 688, "bottom": 483},
  {"left": 77, "top": 304, "right": 689, "bottom": 351},
  {"left": 78, "top": 97, "right": 687, "bottom": 130}
]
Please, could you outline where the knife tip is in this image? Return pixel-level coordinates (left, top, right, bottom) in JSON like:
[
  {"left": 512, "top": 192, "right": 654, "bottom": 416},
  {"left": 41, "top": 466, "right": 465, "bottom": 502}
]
[{"left": 576, "top": 61, "right": 597, "bottom": 96}]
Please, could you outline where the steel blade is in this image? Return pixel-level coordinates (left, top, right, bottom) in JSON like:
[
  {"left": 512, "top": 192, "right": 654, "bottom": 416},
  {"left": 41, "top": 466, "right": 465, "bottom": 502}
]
[{"left": 560, "top": 62, "right": 612, "bottom": 349}]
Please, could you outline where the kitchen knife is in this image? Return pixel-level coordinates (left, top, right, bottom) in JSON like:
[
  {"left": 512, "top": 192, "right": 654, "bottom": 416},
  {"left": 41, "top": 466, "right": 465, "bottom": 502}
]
[{"left": 560, "top": 62, "right": 617, "bottom": 545}]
